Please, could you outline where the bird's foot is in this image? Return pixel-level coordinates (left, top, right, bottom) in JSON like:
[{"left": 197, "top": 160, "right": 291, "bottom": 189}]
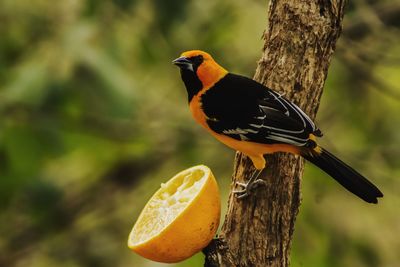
[{"left": 233, "top": 179, "right": 267, "bottom": 199}]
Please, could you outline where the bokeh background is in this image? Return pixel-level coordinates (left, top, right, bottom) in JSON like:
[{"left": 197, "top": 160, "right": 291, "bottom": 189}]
[{"left": 1, "top": 0, "right": 399, "bottom": 266}]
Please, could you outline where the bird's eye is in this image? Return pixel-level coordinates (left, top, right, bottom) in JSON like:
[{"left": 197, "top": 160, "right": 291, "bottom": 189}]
[{"left": 190, "top": 55, "right": 204, "bottom": 67}]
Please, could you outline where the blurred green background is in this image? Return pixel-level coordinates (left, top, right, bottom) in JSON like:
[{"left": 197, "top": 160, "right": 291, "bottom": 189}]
[{"left": 0, "top": 0, "right": 399, "bottom": 266}]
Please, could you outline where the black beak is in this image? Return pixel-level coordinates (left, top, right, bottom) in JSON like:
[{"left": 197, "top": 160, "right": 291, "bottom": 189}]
[{"left": 172, "top": 56, "right": 193, "bottom": 71}]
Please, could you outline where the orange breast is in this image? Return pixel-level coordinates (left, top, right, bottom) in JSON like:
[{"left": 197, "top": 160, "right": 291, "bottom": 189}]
[{"left": 189, "top": 95, "right": 208, "bottom": 127}]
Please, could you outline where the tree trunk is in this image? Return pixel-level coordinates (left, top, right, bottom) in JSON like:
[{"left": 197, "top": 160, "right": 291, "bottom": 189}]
[{"left": 203, "top": 0, "right": 346, "bottom": 266}]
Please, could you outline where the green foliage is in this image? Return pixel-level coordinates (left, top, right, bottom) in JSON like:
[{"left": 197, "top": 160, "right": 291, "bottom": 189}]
[{"left": 0, "top": 0, "right": 399, "bottom": 266}]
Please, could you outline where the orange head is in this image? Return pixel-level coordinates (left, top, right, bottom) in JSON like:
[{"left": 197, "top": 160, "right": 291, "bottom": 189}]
[{"left": 173, "top": 50, "right": 228, "bottom": 101}]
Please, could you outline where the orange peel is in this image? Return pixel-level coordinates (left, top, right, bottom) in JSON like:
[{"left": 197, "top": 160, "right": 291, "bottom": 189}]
[{"left": 127, "top": 165, "right": 221, "bottom": 263}]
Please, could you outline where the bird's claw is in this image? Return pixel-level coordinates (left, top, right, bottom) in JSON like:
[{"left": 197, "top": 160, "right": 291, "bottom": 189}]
[{"left": 233, "top": 179, "right": 267, "bottom": 199}]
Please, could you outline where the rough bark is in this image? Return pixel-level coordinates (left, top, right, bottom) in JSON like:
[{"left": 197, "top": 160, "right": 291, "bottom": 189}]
[{"left": 204, "top": 0, "right": 346, "bottom": 266}]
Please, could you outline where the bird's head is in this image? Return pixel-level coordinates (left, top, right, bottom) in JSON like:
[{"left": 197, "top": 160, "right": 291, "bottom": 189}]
[
  {"left": 172, "top": 50, "right": 212, "bottom": 72},
  {"left": 173, "top": 50, "right": 228, "bottom": 101}
]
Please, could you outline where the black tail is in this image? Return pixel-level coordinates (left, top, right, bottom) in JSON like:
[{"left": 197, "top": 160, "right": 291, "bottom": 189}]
[{"left": 302, "top": 147, "right": 383, "bottom": 204}]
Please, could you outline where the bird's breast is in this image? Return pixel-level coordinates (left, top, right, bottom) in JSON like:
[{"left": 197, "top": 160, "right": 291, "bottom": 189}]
[{"left": 189, "top": 95, "right": 209, "bottom": 129}]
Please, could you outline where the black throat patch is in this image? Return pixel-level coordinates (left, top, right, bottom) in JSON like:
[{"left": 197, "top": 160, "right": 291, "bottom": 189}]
[
  {"left": 180, "top": 69, "right": 203, "bottom": 102},
  {"left": 177, "top": 55, "right": 204, "bottom": 102}
]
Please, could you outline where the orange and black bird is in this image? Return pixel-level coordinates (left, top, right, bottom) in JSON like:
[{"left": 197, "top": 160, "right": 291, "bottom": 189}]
[{"left": 173, "top": 50, "right": 383, "bottom": 203}]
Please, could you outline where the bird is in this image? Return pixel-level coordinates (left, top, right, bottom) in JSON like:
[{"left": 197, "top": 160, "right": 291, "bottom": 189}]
[{"left": 172, "top": 50, "right": 383, "bottom": 204}]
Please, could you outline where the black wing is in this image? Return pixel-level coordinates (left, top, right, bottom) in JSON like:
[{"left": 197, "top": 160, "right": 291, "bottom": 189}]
[{"left": 201, "top": 73, "right": 321, "bottom": 147}]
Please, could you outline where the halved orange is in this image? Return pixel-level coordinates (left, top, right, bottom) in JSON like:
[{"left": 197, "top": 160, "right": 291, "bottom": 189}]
[{"left": 127, "top": 165, "right": 221, "bottom": 263}]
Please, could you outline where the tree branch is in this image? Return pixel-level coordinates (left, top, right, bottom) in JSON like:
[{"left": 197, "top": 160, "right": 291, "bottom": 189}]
[{"left": 204, "top": 0, "right": 347, "bottom": 266}]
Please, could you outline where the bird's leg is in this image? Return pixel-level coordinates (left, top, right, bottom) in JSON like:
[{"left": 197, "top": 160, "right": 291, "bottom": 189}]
[{"left": 233, "top": 169, "right": 267, "bottom": 199}]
